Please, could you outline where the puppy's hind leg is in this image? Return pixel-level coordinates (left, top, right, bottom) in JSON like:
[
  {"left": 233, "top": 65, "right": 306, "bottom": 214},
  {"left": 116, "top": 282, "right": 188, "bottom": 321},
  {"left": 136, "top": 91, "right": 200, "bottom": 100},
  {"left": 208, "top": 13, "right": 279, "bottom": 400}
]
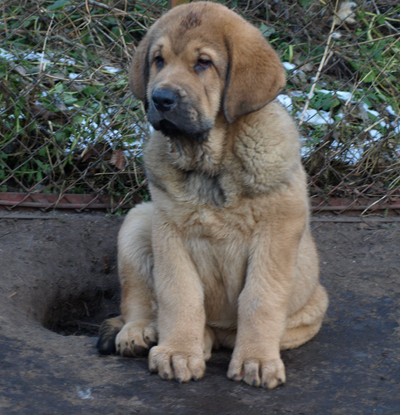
[
  {"left": 97, "top": 315, "right": 124, "bottom": 355},
  {"left": 280, "top": 284, "right": 328, "bottom": 350},
  {"left": 203, "top": 325, "right": 220, "bottom": 361},
  {"left": 97, "top": 203, "right": 158, "bottom": 357}
]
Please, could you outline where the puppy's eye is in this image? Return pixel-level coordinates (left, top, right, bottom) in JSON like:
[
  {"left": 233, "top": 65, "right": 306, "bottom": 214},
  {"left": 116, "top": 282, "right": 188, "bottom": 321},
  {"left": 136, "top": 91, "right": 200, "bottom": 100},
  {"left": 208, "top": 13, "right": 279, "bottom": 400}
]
[
  {"left": 195, "top": 58, "right": 211, "bottom": 71},
  {"left": 154, "top": 56, "right": 164, "bottom": 69}
]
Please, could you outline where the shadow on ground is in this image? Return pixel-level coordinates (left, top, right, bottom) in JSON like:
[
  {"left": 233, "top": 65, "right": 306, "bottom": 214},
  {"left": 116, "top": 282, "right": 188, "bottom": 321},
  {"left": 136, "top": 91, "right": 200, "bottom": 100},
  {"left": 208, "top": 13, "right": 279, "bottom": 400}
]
[{"left": 0, "top": 212, "right": 399, "bottom": 414}]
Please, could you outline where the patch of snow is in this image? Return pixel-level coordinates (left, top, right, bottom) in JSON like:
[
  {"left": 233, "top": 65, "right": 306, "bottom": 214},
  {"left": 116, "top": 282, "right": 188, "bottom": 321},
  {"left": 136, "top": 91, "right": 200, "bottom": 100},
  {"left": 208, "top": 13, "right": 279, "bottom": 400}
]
[
  {"left": 316, "top": 89, "right": 354, "bottom": 102},
  {"left": 0, "top": 48, "right": 15, "bottom": 61},
  {"left": 346, "top": 147, "right": 364, "bottom": 164},
  {"left": 296, "top": 109, "right": 334, "bottom": 125},
  {"left": 289, "top": 91, "right": 307, "bottom": 98},
  {"left": 23, "top": 51, "right": 52, "bottom": 63},
  {"left": 316, "top": 89, "right": 334, "bottom": 95},
  {"left": 360, "top": 103, "right": 387, "bottom": 127},
  {"left": 69, "top": 73, "right": 80, "bottom": 80},
  {"left": 282, "top": 62, "right": 296, "bottom": 71},
  {"left": 364, "top": 106, "right": 379, "bottom": 118},
  {"left": 336, "top": 91, "right": 353, "bottom": 101},
  {"left": 8, "top": 114, "right": 26, "bottom": 119},
  {"left": 369, "top": 130, "right": 382, "bottom": 141},
  {"left": 300, "top": 146, "right": 311, "bottom": 157},
  {"left": 393, "top": 122, "right": 400, "bottom": 135},
  {"left": 386, "top": 105, "right": 398, "bottom": 117},
  {"left": 104, "top": 66, "right": 120, "bottom": 73},
  {"left": 58, "top": 57, "right": 76, "bottom": 65},
  {"left": 76, "top": 387, "right": 94, "bottom": 400},
  {"left": 300, "top": 137, "right": 311, "bottom": 158},
  {"left": 0, "top": 48, "right": 75, "bottom": 66},
  {"left": 64, "top": 110, "right": 148, "bottom": 157},
  {"left": 276, "top": 94, "right": 293, "bottom": 111}
]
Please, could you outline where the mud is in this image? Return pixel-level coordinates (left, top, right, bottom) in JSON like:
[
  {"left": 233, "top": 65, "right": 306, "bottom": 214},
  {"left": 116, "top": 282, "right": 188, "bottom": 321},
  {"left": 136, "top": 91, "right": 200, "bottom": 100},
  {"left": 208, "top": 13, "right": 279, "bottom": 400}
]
[{"left": 0, "top": 211, "right": 399, "bottom": 414}]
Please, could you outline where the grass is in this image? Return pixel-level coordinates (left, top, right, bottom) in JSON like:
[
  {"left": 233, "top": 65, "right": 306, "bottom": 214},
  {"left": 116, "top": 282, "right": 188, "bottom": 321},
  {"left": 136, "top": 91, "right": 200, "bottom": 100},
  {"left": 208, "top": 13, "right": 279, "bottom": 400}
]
[
  {"left": 0, "top": 0, "right": 162, "bottom": 202},
  {"left": 0, "top": 0, "right": 399, "bottom": 205},
  {"left": 250, "top": 0, "right": 400, "bottom": 196}
]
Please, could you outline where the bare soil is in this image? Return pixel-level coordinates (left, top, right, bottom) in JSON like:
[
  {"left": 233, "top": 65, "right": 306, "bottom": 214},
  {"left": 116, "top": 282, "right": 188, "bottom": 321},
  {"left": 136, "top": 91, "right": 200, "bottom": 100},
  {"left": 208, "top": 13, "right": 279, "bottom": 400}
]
[{"left": 0, "top": 211, "right": 399, "bottom": 414}]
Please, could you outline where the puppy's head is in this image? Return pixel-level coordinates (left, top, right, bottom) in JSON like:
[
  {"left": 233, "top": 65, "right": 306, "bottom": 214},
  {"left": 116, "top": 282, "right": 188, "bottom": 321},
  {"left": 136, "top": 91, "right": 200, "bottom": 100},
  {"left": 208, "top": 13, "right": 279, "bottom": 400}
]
[{"left": 129, "top": 2, "right": 286, "bottom": 141}]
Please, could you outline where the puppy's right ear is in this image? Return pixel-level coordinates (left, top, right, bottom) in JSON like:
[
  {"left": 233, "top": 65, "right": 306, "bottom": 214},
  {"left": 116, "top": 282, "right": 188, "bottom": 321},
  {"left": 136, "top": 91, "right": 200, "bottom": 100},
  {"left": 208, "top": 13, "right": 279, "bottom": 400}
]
[{"left": 129, "top": 33, "right": 154, "bottom": 107}]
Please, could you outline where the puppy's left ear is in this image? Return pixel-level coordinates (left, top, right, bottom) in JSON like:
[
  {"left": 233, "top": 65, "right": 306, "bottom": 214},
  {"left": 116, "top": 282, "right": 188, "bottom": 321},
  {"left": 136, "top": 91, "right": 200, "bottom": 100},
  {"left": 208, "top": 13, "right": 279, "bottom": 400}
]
[
  {"left": 129, "top": 31, "right": 154, "bottom": 107},
  {"left": 223, "top": 28, "right": 286, "bottom": 124}
]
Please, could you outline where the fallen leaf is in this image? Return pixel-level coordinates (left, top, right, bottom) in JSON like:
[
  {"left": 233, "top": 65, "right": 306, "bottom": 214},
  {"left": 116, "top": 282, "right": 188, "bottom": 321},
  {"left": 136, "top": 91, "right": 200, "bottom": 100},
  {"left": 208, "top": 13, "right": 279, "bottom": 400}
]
[{"left": 111, "top": 149, "right": 126, "bottom": 170}]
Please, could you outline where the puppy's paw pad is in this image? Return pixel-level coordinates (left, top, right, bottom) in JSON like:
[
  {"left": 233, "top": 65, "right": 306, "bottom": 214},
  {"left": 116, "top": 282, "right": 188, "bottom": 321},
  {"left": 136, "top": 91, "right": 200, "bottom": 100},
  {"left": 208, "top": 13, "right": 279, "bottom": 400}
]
[
  {"left": 228, "top": 356, "right": 285, "bottom": 389},
  {"left": 143, "top": 324, "right": 158, "bottom": 348},
  {"left": 260, "top": 359, "right": 286, "bottom": 389},
  {"left": 149, "top": 345, "right": 205, "bottom": 383},
  {"left": 115, "top": 322, "right": 158, "bottom": 357}
]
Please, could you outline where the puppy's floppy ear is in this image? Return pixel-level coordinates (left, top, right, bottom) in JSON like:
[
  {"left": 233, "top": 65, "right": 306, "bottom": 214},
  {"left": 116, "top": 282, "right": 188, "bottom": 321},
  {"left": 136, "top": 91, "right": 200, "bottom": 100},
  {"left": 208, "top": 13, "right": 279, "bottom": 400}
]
[
  {"left": 223, "top": 29, "right": 286, "bottom": 124},
  {"left": 129, "top": 32, "right": 154, "bottom": 108}
]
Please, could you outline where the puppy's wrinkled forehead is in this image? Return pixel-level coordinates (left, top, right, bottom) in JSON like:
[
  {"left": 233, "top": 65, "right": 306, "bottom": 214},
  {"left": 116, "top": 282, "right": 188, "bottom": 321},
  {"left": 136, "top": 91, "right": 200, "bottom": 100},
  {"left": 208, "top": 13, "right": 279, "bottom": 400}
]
[
  {"left": 155, "top": 7, "right": 225, "bottom": 56},
  {"left": 180, "top": 10, "right": 202, "bottom": 30},
  {"left": 173, "top": 10, "right": 207, "bottom": 54}
]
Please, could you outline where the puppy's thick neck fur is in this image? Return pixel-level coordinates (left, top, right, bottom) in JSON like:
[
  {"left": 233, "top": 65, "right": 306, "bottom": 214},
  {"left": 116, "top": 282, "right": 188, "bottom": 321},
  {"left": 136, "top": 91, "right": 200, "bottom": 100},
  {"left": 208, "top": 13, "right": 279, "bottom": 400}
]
[
  {"left": 145, "top": 101, "right": 302, "bottom": 209},
  {"left": 165, "top": 112, "right": 228, "bottom": 175}
]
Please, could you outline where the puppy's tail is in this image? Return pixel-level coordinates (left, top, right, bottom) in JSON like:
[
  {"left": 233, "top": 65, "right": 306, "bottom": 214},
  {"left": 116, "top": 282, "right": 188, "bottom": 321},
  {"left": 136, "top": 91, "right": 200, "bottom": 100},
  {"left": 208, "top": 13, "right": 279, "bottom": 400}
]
[{"left": 96, "top": 315, "right": 124, "bottom": 355}]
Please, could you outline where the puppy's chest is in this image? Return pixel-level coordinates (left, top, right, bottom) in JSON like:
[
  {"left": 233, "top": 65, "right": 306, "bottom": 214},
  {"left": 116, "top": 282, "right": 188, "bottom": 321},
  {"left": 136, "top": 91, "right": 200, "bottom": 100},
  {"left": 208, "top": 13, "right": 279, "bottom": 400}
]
[
  {"left": 145, "top": 144, "right": 242, "bottom": 209},
  {"left": 184, "top": 169, "right": 239, "bottom": 208},
  {"left": 188, "top": 233, "right": 248, "bottom": 325}
]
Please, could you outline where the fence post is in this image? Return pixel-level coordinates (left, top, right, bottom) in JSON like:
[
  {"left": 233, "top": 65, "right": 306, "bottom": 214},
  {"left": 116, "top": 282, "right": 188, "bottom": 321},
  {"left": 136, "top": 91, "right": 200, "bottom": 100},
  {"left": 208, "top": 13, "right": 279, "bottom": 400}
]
[{"left": 168, "top": 0, "right": 190, "bottom": 9}]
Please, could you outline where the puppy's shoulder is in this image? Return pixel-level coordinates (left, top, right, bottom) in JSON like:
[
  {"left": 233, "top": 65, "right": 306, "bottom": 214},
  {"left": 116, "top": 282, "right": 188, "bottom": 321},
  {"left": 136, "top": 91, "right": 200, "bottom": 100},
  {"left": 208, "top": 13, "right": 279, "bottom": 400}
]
[{"left": 233, "top": 101, "right": 302, "bottom": 195}]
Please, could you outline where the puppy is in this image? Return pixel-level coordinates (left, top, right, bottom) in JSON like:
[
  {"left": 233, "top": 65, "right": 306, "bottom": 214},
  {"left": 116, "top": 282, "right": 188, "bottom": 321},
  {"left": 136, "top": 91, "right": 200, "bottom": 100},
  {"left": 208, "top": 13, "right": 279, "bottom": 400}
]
[{"left": 97, "top": 1, "right": 328, "bottom": 389}]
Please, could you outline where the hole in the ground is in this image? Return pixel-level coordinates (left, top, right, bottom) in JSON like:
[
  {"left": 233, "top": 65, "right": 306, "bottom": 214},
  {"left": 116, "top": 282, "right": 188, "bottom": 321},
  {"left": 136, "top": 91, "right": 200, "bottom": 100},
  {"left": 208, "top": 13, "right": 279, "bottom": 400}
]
[{"left": 44, "top": 289, "right": 120, "bottom": 337}]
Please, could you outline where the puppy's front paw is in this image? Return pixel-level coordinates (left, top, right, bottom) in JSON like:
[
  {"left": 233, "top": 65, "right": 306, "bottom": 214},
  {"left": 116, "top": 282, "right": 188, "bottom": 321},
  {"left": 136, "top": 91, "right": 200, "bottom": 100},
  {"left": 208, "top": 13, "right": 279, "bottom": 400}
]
[
  {"left": 227, "top": 355, "right": 286, "bottom": 389},
  {"left": 149, "top": 345, "right": 205, "bottom": 383},
  {"left": 115, "top": 321, "right": 157, "bottom": 357}
]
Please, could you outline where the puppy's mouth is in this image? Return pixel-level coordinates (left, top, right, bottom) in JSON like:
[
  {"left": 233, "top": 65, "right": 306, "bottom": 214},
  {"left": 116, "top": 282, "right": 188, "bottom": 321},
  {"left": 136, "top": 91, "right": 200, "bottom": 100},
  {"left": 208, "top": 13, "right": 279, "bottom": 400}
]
[
  {"left": 158, "top": 119, "right": 184, "bottom": 137},
  {"left": 151, "top": 117, "right": 210, "bottom": 143}
]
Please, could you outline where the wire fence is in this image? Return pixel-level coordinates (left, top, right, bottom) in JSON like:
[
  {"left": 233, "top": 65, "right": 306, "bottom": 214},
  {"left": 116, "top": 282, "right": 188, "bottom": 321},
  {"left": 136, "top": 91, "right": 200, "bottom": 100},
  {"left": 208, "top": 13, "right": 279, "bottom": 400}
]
[{"left": 1, "top": 0, "right": 399, "bottom": 214}]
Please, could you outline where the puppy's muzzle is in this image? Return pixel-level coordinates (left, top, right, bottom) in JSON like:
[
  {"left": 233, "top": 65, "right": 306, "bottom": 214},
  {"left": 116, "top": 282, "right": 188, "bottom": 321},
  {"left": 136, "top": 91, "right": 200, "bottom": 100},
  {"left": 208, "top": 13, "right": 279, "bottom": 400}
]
[
  {"left": 148, "top": 86, "right": 212, "bottom": 142},
  {"left": 151, "top": 88, "right": 178, "bottom": 113}
]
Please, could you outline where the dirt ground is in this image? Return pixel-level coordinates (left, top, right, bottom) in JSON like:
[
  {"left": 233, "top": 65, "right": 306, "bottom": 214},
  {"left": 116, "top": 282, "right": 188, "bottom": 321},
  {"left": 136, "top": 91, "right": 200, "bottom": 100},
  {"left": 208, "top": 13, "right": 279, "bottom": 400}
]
[{"left": 0, "top": 211, "right": 399, "bottom": 415}]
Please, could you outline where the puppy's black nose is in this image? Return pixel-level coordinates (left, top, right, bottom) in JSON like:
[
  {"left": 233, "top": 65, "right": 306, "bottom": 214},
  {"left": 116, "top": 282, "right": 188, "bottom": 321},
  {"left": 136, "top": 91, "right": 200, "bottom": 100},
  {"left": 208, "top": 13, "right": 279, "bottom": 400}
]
[{"left": 151, "top": 88, "right": 177, "bottom": 112}]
